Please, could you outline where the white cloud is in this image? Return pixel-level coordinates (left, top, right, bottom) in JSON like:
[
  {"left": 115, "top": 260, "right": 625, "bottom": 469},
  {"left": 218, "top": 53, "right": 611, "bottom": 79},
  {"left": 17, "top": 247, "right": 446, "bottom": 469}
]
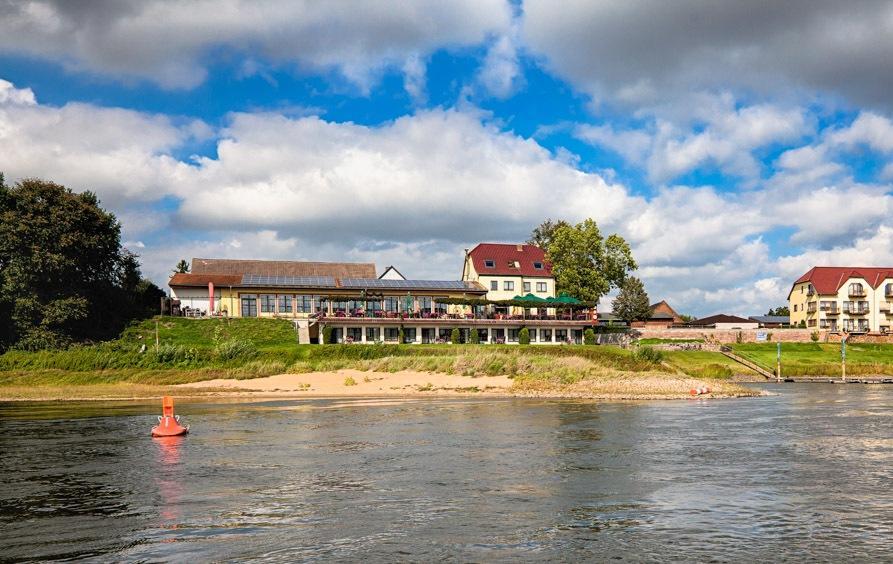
[
  {"left": 402, "top": 54, "right": 427, "bottom": 104},
  {"left": 522, "top": 0, "right": 893, "bottom": 110},
  {"left": 0, "top": 0, "right": 511, "bottom": 90},
  {"left": 477, "top": 32, "right": 522, "bottom": 98},
  {"left": 828, "top": 112, "right": 893, "bottom": 153}
]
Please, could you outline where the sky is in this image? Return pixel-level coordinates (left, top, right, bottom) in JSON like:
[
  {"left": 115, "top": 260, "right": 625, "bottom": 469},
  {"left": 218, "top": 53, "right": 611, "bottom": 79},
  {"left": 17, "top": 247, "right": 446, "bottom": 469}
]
[{"left": 2, "top": 0, "right": 893, "bottom": 317}]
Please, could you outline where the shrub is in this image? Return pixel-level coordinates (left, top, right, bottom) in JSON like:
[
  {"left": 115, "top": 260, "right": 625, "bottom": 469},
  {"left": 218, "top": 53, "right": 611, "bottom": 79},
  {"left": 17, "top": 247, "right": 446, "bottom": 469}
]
[
  {"left": 766, "top": 332, "right": 773, "bottom": 342},
  {"left": 798, "top": 320, "right": 806, "bottom": 328},
  {"left": 215, "top": 338, "right": 258, "bottom": 361},
  {"left": 735, "top": 331, "right": 743, "bottom": 344},
  {"left": 451, "top": 328, "right": 461, "bottom": 344},
  {"left": 811, "top": 331, "right": 820, "bottom": 342},
  {"left": 519, "top": 327, "right": 530, "bottom": 345},
  {"left": 322, "top": 326, "right": 333, "bottom": 345},
  {"left": 633, "top": 345, "right": 664, "bottom": 364},
  {"left": 154, "top": 344, "right": 201, "bottom": 365},
  {"left": 344, "top": 376, "right": 357, "bottom": 386},
  {"left": 583, "top": 328, "right": 596, "bottom": 345},
  {"left": 468, "top": 327, "right": 480, "bottom": 344},
  {"left": 398, "top": 327, "right": 405, "bottom": 344}
]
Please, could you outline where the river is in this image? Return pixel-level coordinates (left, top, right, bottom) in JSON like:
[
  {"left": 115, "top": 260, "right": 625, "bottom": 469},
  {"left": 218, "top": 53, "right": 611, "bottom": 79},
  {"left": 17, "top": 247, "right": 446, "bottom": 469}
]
[{"left": 2, "top": 384, "right": 892, "bottom": 561}]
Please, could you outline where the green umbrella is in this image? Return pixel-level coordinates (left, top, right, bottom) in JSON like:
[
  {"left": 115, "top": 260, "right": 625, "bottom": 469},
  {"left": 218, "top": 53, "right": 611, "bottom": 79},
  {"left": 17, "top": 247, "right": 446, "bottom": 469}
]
[
  {"left": 554, "top": 294, "right": 581, "bottom": 304},
  {"left": 513, "top": 293, "right": 547, "bottom": 302}
]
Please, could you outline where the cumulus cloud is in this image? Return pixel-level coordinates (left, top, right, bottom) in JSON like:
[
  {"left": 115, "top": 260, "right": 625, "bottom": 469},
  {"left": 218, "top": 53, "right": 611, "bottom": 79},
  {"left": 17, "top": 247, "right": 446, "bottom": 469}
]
[
  {"left": 522, "top": 0, "right": 893, "bottom": 110},
  {"left": 0, "top": 0, "right": 511, "bottom": 89},
  {"left": 477, "top": 31, "right": 522, "bottom": 99},
  {"left": 3, "top": 77, "right": 893, "bottom": 316}
]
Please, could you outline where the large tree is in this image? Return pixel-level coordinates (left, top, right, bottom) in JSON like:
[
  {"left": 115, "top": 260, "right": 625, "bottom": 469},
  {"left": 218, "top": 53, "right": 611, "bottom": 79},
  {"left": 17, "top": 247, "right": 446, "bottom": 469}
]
[
  {"left": 612, "top": 276, "right": 651, "bottom": 322},
  {"left": 0, "top": 177, "right": 163, "bottom": 350},
  {"left": 767, "top": 306, "right": 790, "bottom": 316},
  {"left": 527, "top": 218, "right": 570, "bottom": 249},
  {"left": 543, "top": 218, "right": 637, "bottom": 302},
  {"left": 174, "top": 259, "right": 190, "bottom": 274}
]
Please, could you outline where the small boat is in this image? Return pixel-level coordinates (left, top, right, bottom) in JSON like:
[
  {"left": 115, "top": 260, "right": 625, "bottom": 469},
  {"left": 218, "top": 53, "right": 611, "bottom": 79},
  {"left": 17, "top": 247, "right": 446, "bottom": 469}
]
[{"left": 151, "top": 396, "right": 189, "bottom": 437}]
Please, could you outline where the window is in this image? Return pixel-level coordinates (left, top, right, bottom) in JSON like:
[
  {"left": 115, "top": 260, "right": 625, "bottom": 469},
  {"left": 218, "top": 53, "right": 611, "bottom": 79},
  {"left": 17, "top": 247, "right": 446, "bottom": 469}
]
[
  {"left": 484, "top": 259, "right": 495, "bottom": 268},
  {"left": 849, "top": 283, "right": 864, "bottom": 296},
  {"left": 533, "top": 262, "right": 543, "bottom": 270},
  {"left": 555, "top": 329, "right": 568, "bottom": 342},
  {"left": 477, "top": 329, "right": 488, "bottom": 343},
  {"left": 418, "top": 296, "right": 433, "bottom": 312},
  {"left": 536, "top": 282, "right": 547, "bottom": 293},
  {"left": 347, "top": 327, "right": 363, "bottom": 341},
  {"left": 278, "top": 295, "right": 292, "bottom": 313},
  {"left": 402, "top": 328, "right": 417, "bottom": 343},
  {"left": 887, "top": 283, "right": 893, "bottom": 296},
  {"left": 793, "top": 304, "right": 798, "bottom": 312},
  {"left": 541, "top": 329, "right": 552, "bottom": 342},
  {"left": 384, "top": 297, "right": 400, "bottom": 312},
  {"left": 507, "top": 328, "right": 519, "bottom": 342},
  {"left": 296, "top": 295, "right": 319, "bottom": 314},
  {"left": 523, "top": 282, "right": 531, "bottom": 293},
  {"left": 260, "top": 294, "right": 276, "bottom": 313},
  {"left": 366, "top": 327, "right": 380, "bottom": 342},
  {"left": 241, "top": 294, "right": 257, "bottom": 317},
  {"left": 490, "top": 280, "right": 498, "bottom": 291},
  {"left": 384, "top": 328, "right": 399, "bottom": 342},
  {"left": 434, "top": 298, "right": 448, "bottom": 315},
  {"left": 504, "top": 281, "right": 514, "bottom": 291}
]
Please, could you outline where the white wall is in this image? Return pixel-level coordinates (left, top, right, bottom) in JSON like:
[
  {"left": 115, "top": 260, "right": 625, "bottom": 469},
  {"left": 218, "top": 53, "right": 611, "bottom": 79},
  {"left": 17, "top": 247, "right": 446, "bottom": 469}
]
[{"left": 170, "top": 287, "right": 220, "bottom": 312}]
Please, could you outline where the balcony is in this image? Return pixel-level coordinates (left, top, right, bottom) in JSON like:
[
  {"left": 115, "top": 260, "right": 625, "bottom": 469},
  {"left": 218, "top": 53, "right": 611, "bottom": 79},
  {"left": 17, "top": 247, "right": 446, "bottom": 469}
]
[
  {"left": 806, "top": 304, "right": 817, "bottom": 314},
  {"left": 849, "top": 287, "right": 866, "bottom": 297},
  {"left": 843, "top": 304, "right": 870, "bottom": 315},
  {"left": 820, "top": 305, "right": 840, "bottom": 315}
]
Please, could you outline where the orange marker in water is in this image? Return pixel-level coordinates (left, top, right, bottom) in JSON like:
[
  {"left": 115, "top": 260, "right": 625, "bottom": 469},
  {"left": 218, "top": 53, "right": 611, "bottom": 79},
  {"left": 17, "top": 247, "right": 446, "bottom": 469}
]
[{"left": 151, "top": 396, "right": 189, "bottom": 437}]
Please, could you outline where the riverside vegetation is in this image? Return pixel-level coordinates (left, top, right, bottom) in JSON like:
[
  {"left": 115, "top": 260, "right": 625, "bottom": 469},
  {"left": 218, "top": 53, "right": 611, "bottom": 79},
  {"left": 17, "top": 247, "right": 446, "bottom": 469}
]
[{"left": 0, "top": 317, "right": 763, "bottom": 400}]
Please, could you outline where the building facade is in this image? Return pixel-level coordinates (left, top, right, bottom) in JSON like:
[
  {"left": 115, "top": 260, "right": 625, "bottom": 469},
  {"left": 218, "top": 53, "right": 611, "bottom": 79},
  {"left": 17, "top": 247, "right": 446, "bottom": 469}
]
[
  {"left": 461, "top": 243, "right": 555, "bottom": 304},
  {"left": 169, "top": 256, "right": 596, "bottom": 344},
  {"left": 789, "top": 267, "right": 893, "bottom": 333}
]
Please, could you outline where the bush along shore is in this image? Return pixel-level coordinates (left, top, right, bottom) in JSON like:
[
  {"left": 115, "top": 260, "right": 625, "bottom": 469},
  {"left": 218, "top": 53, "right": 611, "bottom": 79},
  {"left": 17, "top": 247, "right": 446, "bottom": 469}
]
[{"left": 0, "top": 317, "right": 761, "bottom": 400}]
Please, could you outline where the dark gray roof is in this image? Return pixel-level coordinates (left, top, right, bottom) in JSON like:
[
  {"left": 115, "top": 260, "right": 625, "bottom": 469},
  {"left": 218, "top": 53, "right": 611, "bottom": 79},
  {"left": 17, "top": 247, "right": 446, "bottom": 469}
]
[{"left": 748, "top": 315, "right": 790, "bottom": 323}]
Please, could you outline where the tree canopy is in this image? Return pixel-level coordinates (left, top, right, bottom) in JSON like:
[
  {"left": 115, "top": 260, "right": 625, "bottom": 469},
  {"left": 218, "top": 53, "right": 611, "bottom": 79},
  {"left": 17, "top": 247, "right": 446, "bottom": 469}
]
[
  {"left": 527, "top": 218, "right": 570, "bottom": 249},
  {"left": 0, "top": 177, "right": 164, "bottom": 350},
  {"left": 174, "top": 259, "right": 190, "bottom": 274},
  {"left": 766, "top": 306, "right": 790, "bottom": 316},
  {"left": 538, "top": 218, "right": 637, "bottom": 303},
  {"left": 612, "top": 276, "right": 651, "bottom": 322}
]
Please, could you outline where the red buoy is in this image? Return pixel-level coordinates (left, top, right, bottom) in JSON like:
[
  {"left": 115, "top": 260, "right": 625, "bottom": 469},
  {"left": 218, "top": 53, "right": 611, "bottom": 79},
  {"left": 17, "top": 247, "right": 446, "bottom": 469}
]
[
  {"left": 151, "top": 396, "right": 189, "bottom": 437},
  {"left": 689, "top": 386, "right": 712, "bottom": 396}
]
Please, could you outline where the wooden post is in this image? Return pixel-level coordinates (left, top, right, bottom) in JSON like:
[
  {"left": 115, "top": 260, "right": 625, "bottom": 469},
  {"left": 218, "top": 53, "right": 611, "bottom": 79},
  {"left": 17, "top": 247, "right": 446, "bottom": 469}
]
[
  {"left": 841, "top": 336, "right": 847, "bottom": 382},
  {"left": 776, "top": 342, "right": 781, "bottom": 382},
  {"left": 155, "top": 319, "right": 160, "bottom": 352}
]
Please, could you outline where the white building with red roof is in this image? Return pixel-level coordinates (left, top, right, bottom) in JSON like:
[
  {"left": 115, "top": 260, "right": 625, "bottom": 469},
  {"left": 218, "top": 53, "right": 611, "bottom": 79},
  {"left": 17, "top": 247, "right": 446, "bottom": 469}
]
[
  {"left": 788, "top": 266, "right": 893, "bottom": 333},
  {"left": 461, "top": 243, "right": 555, "bottom": 309}
]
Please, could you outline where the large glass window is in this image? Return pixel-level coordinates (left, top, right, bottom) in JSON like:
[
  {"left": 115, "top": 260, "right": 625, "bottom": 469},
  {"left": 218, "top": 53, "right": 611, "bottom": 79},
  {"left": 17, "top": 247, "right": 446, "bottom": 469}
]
[
  {"left": 278, "top": 295, "right": 292, "bottom": 313},
  {"left": 418, "top": 296, "right": 432, "bottom": 312},
  {"left": 507, "top": 329, "right": 519, "bottom": 342},
  {"left": 403, "top": 328, "right": 417, "bottom": 343},
  {"left": 346, "top": 327, "right": 363, "bottom": 342},
  {"left": 260, "top": 294, "right": 276, "bottom": 313},
  {"left": 434, "top": 298, "right": 448, "bottom": 315},
  {"left": 541, "top": 329, "right": 552, "bottom": 342},
  {"left": 241, "top": 294, "right": 257, "bottom": 317},
  {"left": 384, "top": 297, "right": 400, "bottom": 313},
  {"left": 366, "top": 327, "right": 380, "bottom": 342},
  {"left": 296, "top": 295, "right": 319, "bottom": 314},
  {"left": 384, "top": 328, "right": 399, "bottom": 342}
]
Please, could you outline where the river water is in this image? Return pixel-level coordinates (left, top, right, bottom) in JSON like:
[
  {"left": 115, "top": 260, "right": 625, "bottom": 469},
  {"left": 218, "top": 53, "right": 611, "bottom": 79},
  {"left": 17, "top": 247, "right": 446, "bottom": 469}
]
[{"left": 2, "top": 384, "right": 892, "bottom": 562}]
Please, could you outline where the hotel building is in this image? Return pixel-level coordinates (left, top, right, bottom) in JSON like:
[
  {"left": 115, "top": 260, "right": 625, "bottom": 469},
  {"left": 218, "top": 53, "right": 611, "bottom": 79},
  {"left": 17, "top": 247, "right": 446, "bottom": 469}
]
[{"left": 788, "top": 267, "right": 893, "bottom": 333}]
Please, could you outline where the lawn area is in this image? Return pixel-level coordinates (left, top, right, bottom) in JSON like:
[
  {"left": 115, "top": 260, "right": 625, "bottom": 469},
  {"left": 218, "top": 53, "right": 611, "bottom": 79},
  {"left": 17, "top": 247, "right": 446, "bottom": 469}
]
[
  {"left": 731, "top": 342, "right": 893, "bottom": 376},
  {"left": 663, "top": 350, "right": 758, "bottom": 379},
  {"left": 0, "top": 318, "right": 760, "bottom": 398}
]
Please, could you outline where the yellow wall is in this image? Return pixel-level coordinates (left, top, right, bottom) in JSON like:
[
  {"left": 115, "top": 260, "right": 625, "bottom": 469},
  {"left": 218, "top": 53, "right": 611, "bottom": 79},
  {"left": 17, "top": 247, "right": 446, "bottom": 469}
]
[{"left": 789, "top": 276, "right": 893, "bottom": 332}]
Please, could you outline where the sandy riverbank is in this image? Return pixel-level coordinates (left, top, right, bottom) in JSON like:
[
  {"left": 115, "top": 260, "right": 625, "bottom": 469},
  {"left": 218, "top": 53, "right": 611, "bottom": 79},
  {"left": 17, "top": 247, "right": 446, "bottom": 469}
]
[{"left": 0, "top": 370, "right": 763, "bottom": 401}]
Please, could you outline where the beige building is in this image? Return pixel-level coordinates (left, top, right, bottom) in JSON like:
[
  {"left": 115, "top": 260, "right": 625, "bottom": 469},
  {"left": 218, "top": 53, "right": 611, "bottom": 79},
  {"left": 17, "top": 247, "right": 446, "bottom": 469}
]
[
  {"left": 461, "top": 243, "right": 555, "bottom": 308},
  {"left": 789, "top": 267, "right": 893, "bottom": 333}
]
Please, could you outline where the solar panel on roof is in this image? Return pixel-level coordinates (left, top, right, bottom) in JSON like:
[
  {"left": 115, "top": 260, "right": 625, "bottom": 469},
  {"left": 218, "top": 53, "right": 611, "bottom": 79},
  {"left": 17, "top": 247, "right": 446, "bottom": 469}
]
[{"left": 240, "top": 274, "right": 336, "bottom": 288}]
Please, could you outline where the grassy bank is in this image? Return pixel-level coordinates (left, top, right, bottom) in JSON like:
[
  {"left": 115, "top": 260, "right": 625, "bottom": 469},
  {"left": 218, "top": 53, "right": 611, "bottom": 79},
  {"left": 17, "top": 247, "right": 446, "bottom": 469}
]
[
  {"left": 0, "top": 317, "right": 760, "bottom": 399},
  {"left": 731, "top": 342, "right": 893, "bottom": 377}
]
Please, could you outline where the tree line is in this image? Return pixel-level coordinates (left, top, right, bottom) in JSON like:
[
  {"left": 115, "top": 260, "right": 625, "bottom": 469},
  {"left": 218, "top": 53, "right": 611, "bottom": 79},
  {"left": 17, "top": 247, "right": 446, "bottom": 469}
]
[{"left": 0, "top": 176, "right": 164, "bottom": 351}]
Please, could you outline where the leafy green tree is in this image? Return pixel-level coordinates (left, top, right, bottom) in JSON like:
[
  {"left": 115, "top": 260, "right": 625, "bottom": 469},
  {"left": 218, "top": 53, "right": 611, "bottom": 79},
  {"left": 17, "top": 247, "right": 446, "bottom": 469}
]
[
  {"left": 546, "top": 219, "right": 637, "bottom": 302},
  {"left": 0, "top": 178, "right": 161, "bottom": 350},
  {"left": 612, "top": 276, "right": 652, "bottom": 323},
  {"left": 527, "top": 218, "right": 570, "bottom": 249},
  {"left": 450, "top": 327, "right": 461, "bottom": 344},
  {"left": 583, "top": 328, "right": 596, "bottom": 345},
  {"left": 174, "top": 259, "right": 190, "bottom": 274},
  {"left": 519, "top": 327, "right": 530, "bottom": 344},
  {"left": 468, "top": 327, "right": 480, "bottom": 344},
  {"left": 767, "top": 306, "right": 790, "bottom": 316}
]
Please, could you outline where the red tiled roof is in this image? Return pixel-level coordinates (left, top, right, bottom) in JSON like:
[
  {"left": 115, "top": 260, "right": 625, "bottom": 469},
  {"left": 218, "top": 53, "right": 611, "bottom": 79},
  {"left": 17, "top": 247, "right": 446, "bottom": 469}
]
[
  {"left": 168, "top": 273, "right": 242, "bottom": 287},
  {"left": 790, "top": 266, "right": 893, "bottom": 297},
  {"left": 190, "top": 258, "right": 376, "bottom": 279},
  {"left": 467, "top": 243, "right": 552, "bottom": 277}
]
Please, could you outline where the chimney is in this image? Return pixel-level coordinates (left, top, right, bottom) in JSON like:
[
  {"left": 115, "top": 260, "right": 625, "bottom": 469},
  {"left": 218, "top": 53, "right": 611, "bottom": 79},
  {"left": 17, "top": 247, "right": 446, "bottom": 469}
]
[{"left": 516, "top": 244, "right": 523, "bottom": 252}]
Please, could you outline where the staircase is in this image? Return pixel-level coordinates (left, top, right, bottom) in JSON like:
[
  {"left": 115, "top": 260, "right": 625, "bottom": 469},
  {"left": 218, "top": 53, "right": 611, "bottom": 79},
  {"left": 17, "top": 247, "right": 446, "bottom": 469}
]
[{"left": 719, "top": 346, "right": 775, "bottom": 380}]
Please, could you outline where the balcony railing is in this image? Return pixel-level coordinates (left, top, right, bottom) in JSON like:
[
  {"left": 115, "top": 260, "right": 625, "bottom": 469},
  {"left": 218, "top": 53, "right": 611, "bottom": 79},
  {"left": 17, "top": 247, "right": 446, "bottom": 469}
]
[
  {"left": 320, "top": 310, "right": 595, "bottom": 322},
  {"left": 843, "top": 304, "right": 870, "bottom": 315},
  {"left": 849, "top": 287, "right": 866, "bottom": 297},
  {"left": 820, "top": 305, "right": 840, "bottom": 315},
  {"left": 807, "top": 304, "right": 817, "bottom": 314}
]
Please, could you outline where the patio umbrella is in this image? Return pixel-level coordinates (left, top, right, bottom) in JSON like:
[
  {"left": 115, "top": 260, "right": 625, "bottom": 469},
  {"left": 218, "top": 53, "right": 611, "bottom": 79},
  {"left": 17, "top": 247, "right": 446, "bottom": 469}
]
[{"left": 554, "top": 294, "right": 581, "bottom": 304}]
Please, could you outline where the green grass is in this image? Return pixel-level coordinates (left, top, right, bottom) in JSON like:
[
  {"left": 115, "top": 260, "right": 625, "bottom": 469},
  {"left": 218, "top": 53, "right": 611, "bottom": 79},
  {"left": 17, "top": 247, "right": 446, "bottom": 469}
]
[
  {"left": 731, "top": 342, "right": 893, "bottom": 376},
  {"left": 663, "top": 351, "right": 755, "bottom": 379}
]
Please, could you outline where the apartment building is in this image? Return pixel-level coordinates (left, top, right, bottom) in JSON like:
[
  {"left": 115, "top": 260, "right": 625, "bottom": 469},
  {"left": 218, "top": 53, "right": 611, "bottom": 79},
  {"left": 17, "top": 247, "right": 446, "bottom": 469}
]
[
  {"left": 461, "top": 243, "right": 555, "bottom": 306},
  {"left": 788, "top": 267, "right": 893, "bottom": 333}
]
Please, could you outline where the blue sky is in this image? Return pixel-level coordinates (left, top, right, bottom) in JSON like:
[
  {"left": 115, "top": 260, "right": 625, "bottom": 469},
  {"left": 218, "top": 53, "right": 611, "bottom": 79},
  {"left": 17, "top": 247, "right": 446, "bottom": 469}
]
[{"left": 2, "top": 0, "right": 893, "bottom": 317}]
